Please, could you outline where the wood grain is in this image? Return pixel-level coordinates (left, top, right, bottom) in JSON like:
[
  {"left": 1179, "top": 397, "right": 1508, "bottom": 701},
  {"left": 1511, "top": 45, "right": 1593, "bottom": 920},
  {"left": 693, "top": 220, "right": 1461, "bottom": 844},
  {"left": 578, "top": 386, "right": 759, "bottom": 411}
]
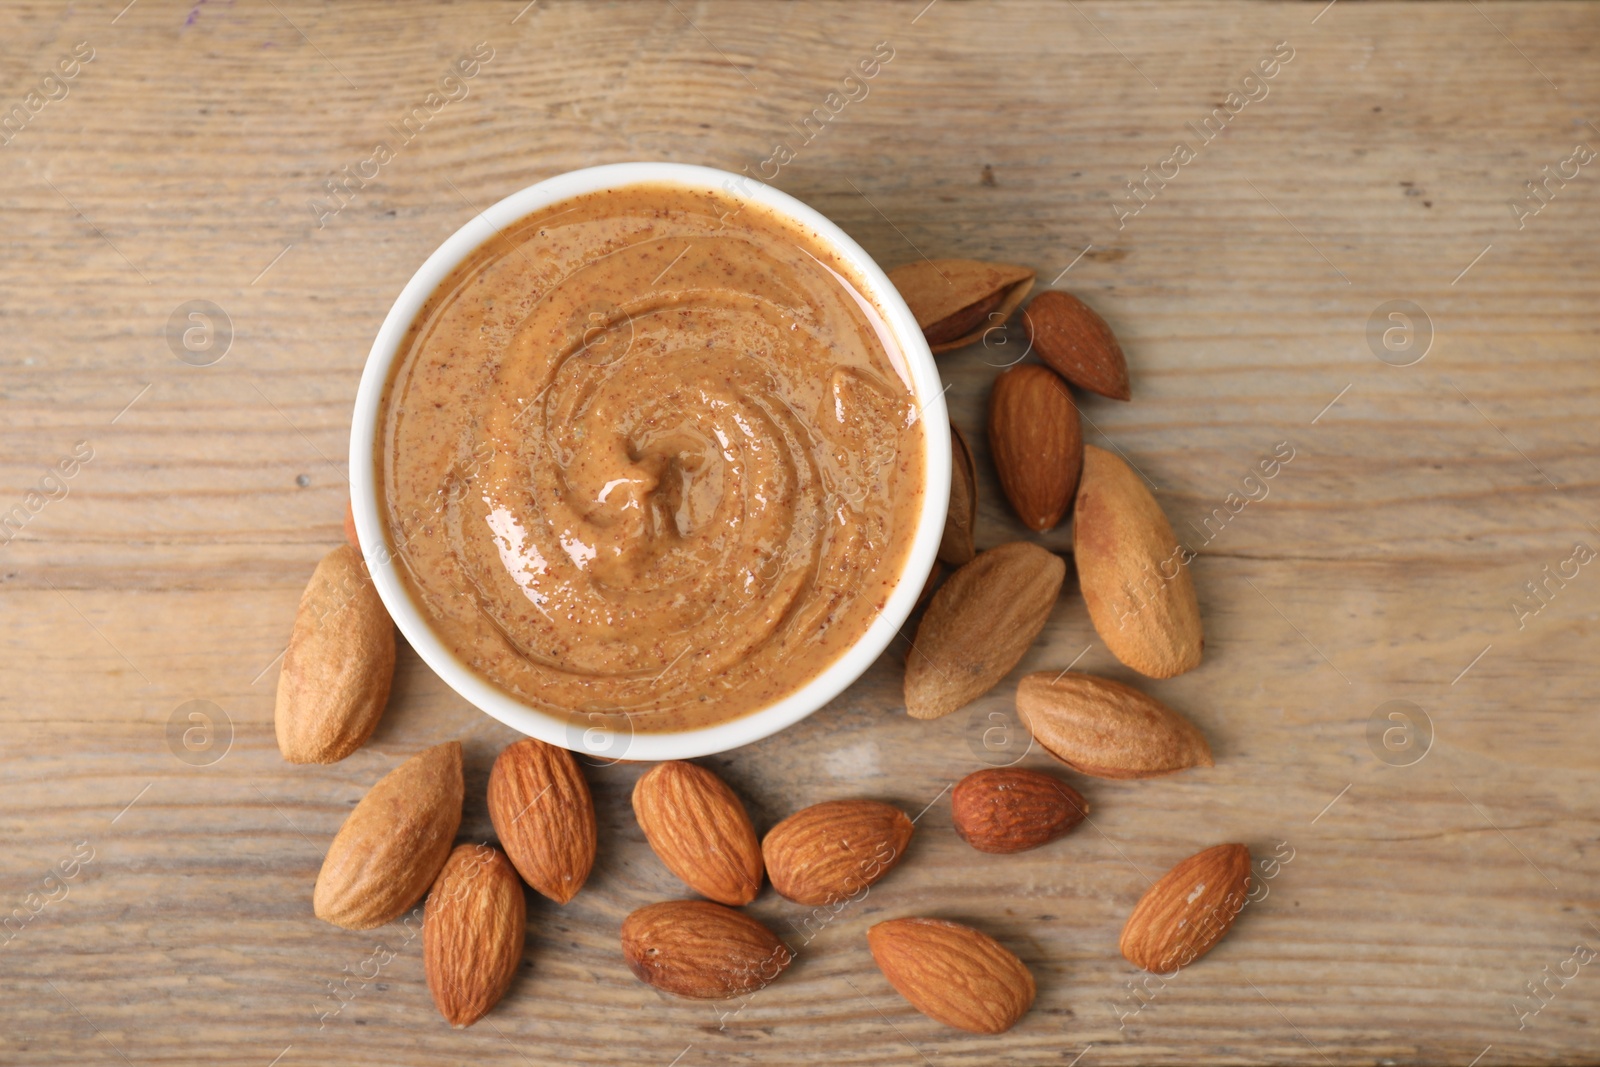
[{"left": 2, "top": 1, "right": 1599, "bottom": 1064}]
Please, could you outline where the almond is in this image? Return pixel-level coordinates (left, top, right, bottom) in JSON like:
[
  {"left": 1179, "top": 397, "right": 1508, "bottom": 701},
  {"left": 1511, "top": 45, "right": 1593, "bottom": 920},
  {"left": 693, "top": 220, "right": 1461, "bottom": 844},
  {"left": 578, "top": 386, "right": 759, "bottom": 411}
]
[
  {"left": 762, "top": 799, "right": 913, "bottom": 905},
  {"left": 1120, "top": 843, "right": 1252, "bottom": 972},
  {"left": 951, "top": 767, "right": 1087, "bottom": 854},
  {"left": 274, "top": 544, "right": 395, "bottom": 764},
  {"left": 633, "top": 761, "right": 763, "bottom": 906},
  {"left": 313, "top": 741, "right": 464, "bottom": 930},
  {"left": 904, "top": 542, "right": 1065, "bottom": 720},
  {"left": 1023, "top": 291, "right": 1131, "bottom": 401},
  {"left": 621, "top": 900, "right": 793, "bottom": 1000},
  {"left": 888, "top": 259, "right": 1035, "bottom": 353},
  {"left": 988, "top": 364, "right": 1082, "bottom": 531},
  {"left": 1074, "top": 445, "right": 1203, "bottom": 678},
  {"left": 867, "top": 917, "right": 1035, "bottom": 1034},
  {"left": 423, "top": 843, "right": 526, "bottom": 1028},
  {"left": 1016, "top": 671, "right": 1212, "bottom": 778},
  {"left": 342, "top": 497, "right": 361, "bottom": 552},
  {"left": 487, "top": 737, "right": 597, "bottom": 904},
  {"left": 938, "top": 424, "right": 978, "bottom": 565}
]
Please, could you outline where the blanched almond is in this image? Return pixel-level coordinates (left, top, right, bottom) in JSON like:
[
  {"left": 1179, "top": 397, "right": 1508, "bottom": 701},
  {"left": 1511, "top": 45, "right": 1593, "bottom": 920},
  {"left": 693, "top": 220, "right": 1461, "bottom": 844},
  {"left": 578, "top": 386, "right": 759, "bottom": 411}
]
[
  {"left": 274, "top": 544, "right": 394, "bottom": 764},
  {"left": 1074, "top": 445, "right": 1203, "bottom": 678},
  {"left": 904, "top": 542, "right": 1065, "bottom": 720},
  {"left": 313, "top": 741, "right": 464, "bottom": 930},
  {"left": 1016, "top": 671, "right": 1212, "bottom": 779}
]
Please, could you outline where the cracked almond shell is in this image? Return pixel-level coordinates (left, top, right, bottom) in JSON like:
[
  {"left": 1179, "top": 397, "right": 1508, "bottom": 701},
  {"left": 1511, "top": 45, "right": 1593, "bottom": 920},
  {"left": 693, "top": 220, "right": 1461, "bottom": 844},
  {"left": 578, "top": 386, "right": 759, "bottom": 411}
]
[{"left": 889, "top": 259, "right": 1035, "bottom": 353}]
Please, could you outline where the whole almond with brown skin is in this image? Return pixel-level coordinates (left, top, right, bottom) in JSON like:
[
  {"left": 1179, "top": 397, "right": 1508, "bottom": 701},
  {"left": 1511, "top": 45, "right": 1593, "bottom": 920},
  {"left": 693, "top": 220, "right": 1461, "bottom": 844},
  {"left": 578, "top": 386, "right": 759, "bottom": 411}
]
[
  {"left": 938, "top": 424, "right": 978, "bottom": 565},
  {"left": 951, "top": 767, "right": 1087, "bottom": 854},
  {"left": 424, "top": 843, "right": 526, "bottom": 1028},
  {"left": 868, "top": 917, "right": 1035, "bottom": 1034},
  {"left": 274, "top": 544, "right": 394, "bottom": 764},
  {"left": 763, "top": 800, "right": 913, "bottom": 905},
  {"left": 988, "top": 364, "right": 1082, "bottom": 531},
  {"left": 1016, "top": 671, "right": 1212, "bottom": 778},
  {"left": 904, "top": 542, "right": 1065, "bottom": 720},
  {"left": 889, "top": 260, "right": 1035, "bottom": 353},
  {"left": 487, "top": 738, "right": 596, "bottom": 904},
  {"left": 1023, "top": 290, "right": 1132, "bottom": 401},
  {"left": 1074, "top": 445, "right": 1203, "bottom": 678},
  {"left": 621, "top": 900, "right": 793, "bottom": 999},
  {"left": 633, "top": 761, "right": 763, "bottom": 906},
  {"left": 1121, "top": 843, "right": 1252, "bottom": 972},
  {"left": 313, "top": 741, "right": 464, "bottom": 930}
]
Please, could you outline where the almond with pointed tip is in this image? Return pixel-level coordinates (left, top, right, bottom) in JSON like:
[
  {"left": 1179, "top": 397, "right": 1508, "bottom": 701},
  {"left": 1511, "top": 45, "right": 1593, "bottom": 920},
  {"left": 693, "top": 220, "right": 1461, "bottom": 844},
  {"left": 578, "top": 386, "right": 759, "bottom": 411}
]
[
  {"left": 424, "top": 843, "right": 526, "bottom": 1028},
  {"left": 938, "top": 424, "right": 978, "bottom": 565},
  {"left": 988, "top": 364, "right": 1082, "bottom": 531},
  {"left": 1023, "top": 290, "right": 1132, "bottom": 400},
  {"left": 274, "top": 544, "right": 394, "bottom": 764},
  {"left": 868, "top": 917, "right": 1036, "bottom": 1034},
  {"left": 633, "top": 761, "right": 763, "bottom": 906},
  {"left": 904, "top": 541, "right": 1065, "bottom": 720},
  {"left": 487, "top": 737, "right": 597, "bottom": 904},
  {"left": 888, "top": 259, "right": 1035, "bottom": 353},
  {"left": 762, "top": 799, "right": 913, "bottom": 905},
  {"left": 1074, "top": 445, "right": 1203, "bottom": 678},
  {"left": 621, "top": 900, "right": 793, "bottom": 999},
  {"left": 313, "top": 741, "right": 464, "bottom": 930},
  {"left": 951, "top": 767, "right": 1088, "bottom": 854},
  {"left": 1120, "top": 843, "right": 1252, "bottom": 972},
  {"left": 1016, "top": 671, "right": 1212, "bottom": 779}
]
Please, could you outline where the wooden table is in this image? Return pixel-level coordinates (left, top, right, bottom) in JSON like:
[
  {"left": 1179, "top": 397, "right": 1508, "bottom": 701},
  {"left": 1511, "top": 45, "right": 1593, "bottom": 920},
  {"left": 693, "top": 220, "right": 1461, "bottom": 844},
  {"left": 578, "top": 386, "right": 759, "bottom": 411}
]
[{"left": 3, "top": 2, "right": 1597, "bottom": 1063}]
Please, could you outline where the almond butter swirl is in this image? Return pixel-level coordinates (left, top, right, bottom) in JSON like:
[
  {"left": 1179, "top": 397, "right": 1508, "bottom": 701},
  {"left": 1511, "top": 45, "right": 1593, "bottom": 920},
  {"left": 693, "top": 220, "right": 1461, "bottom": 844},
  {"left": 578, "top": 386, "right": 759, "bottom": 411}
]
[{"left": 378, "top": 184, "right": 926, "bottom": 732}]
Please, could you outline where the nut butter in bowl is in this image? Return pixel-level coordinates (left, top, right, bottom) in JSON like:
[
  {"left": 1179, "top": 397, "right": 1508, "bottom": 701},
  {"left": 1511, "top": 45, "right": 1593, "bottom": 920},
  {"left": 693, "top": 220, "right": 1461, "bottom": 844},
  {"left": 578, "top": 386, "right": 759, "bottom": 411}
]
[{"left": 350, "top": 163, "right": 949, "bottom": 760}]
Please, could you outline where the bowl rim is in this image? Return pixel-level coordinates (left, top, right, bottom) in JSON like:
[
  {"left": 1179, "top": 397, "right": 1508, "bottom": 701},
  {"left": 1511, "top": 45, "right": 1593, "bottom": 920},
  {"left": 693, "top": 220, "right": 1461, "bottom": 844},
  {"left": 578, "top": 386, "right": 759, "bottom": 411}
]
[{"left": 348, "top": 161, "right": 950, "bottom": 760}]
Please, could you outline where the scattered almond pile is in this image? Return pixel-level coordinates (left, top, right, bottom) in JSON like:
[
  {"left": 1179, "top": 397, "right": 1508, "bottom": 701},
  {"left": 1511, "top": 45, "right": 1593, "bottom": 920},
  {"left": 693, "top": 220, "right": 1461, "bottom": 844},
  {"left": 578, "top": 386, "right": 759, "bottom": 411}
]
[{"left": 269, "top": 258, "right": 1255, "bottom": 1037}]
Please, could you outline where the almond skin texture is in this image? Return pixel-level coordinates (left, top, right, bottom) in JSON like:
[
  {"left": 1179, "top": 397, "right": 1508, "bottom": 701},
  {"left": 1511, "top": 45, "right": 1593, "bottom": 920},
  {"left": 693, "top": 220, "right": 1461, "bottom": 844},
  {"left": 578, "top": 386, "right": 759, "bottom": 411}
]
[
  {"left": 1074, "top": 445, "right": 1204, "bottom": 678},
  {"left": 487, "top": 738, "right": 597, "bottom": 905},
  {"left": 889, "top": 259, "right": 1035, "bottom": 353},
  {"left": 868, "top": 918, "right": 1036, "bottom": 1034},
  {"left": 988, "top": 364, "right": 1083, "bottom": 531},
  {"left": 313, "top": 741, "right": 464, "bottom": 930},
  {"left": 904, "top": 542, "right": 1065, "bottom": 720},
  {"left": 633, "top": 762, "right": 763, "bottom": 906},
  {"left": 1023, "top": 291, "right": 1132, "bottom": 401},
  {"left": 951, "top": 768, "right": 1088, "bottom": 854},
  {"left": 1121, "top": 843, "right": 1252, "bottom": 972},
  {"left": 424, "top": 844, "right": 526, "bottom": 1028},
  {"left": 621, "top": 900, "right": 793, "bottom": 999},
  {"left": 1016, "top": 671, "right": 1212, "bottom": 778},
  {"left": 938, "top": 424, "right": 978, "bottom": 565},
  {"left": 274, "top": 544, "right": 395, "bottom": 764},
  {"left": 762, "top": 800, "right": 913, "bottom": 905}
]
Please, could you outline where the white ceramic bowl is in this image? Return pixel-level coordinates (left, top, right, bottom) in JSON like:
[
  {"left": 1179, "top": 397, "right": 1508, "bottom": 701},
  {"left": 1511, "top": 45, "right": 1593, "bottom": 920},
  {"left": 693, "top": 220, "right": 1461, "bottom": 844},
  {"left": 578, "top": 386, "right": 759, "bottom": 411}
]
[{"left": 349, "top": 162, "right": 949, "bottom": 760}]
